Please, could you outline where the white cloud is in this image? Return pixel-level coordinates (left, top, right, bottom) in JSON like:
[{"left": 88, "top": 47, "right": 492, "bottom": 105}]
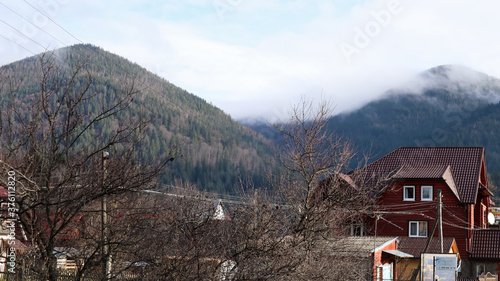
[{"left": 1, "top": 0, "right": 500, "bottom": 121}]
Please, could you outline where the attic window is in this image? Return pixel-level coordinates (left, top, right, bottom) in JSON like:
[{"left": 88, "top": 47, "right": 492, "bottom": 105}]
[
  {"left": 421, "top": 186, "right": 433, "bottom": 201},
  {"left": 403, "top": 185, "right": 415, "bottom": 201}
]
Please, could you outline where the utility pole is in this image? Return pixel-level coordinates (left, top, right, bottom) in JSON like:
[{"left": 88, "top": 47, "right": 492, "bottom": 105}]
[
  {"left": 373, "top": 215, "right": 380, "bottom": 281},
  {"left": 438, "top": 189, "right": 443, "bottom": 254},
  {"left": 101, "top": 151, "right": 111, "bottom": 280},
  {"left": 412, "top": 191, "right": 443, "bottom": 281}
]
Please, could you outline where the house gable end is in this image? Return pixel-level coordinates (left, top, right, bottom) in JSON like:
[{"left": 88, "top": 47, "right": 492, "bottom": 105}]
[{"left": 356, "top": 147, "right": 485, "bottom": 204}]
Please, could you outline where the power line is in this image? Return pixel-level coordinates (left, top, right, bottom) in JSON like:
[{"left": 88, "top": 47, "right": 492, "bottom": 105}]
[
  {"left": 0, "top": 18, "right": 48, "bottom": 51},
  {"left": 0, "top": 4, "right": 260, "bottom": 194},
  {"left": 2, "top": 3, "right": 174, "bottom": 113},
  {"left": 0, "top": 3, "right": 200, "bottom": 134},
  {"left": 442, "top": 205, "right": 480, "bottom": 229},
  {"left": 378, "top": 215, "right": 403, "bottom": 230},
  {"left": 0, "top": 34, "right": 37, "bottom": 56},
  {"left": 375, "top": 207, "right": 480, "bottom": 232},
  {"left": 0, "top": 2, "right": 69, "bottom": 47},
  {"left": 3, "top": 1, "right": 235, "bottom": 132},
  {"left": 22, "top": 0, "right": 80, "bottom": 42},
  {"left": 17, "top": 1, "right": 186, "bottom": 112}
]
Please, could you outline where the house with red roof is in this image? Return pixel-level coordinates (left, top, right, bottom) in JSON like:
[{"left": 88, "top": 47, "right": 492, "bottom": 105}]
[
  {"left": 469, "top": 229, "right": 500, "bottom": 277},
  {"left": 335, "top": 236, "right": 411, "bottom": 281},
  {"left": 350, "top": 147, "right": 499, "bottom": 279},
  {"left": 396, "top": 237, "right": 460, "bottom": 280}
]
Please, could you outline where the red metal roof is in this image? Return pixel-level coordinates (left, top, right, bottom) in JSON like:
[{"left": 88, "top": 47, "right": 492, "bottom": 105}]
[
  {"left": 392, "top": 165, "right": 460, "bottom": 200},
  {"left": 398, "top": 237, "right": 456, "bottom": 257},
  {"left": 469, "top": 229, "right": 500, "bottom": 259},
  {"left": 392, "top": 165, "right": 450, "bottom": 179},
  {"left": 354, "top": 147, "right": 485, "bottom": 204}
]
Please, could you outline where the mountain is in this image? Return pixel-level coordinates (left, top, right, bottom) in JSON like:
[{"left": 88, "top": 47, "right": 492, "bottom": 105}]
[
  {"left": 0, "top": 44, "right": 277, "bottom": 194},
  {"left": 327, "top": 65, "right": 500, "bottom": 161},
  {"left": 244, "top": 65, "right": 500, "bottom": 198},
  {"left": 325, "top": 65, "right": 500, "bottom": 198}
]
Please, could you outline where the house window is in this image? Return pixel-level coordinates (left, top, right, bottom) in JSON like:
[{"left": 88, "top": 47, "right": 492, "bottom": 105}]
[
  {"left": 376, "top": 264, "right": 393, "bottom": 281},
  {"left": 350, "top": 223, "right": 365, "bottom": 236},
  {"left": 403, "top": 186, "right": 415, "bottom": 201},
  {"left": 421, "top": 185, "right": 433, "bottom": 201},
  {"left": 409, "top": 221, "right": 427, "bottom": 237},
  {"left": 376, "top": 266, "right": 382, "bottom": 281},
  {"left": 476, "top": 264, "right": 485, "bottom": 276}
]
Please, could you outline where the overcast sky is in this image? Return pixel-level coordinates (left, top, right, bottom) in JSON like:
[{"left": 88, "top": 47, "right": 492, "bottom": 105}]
[{"left": 0, "top": 0, "right": 498, "bottom": 121}]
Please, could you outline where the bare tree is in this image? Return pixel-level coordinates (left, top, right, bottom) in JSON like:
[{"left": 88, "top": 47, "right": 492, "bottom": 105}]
[
  {"left": 104, "top": 184, "right": 235, "bottom": 281},
  {"left": 200, "top": 99, "right": 378, "bottom": 280},
  {"left": 0, "top": 52, "right": 173, "bottom": 280},
  {"left": 0, "top": 54, "right": 379, "bottom": 281},
  {"left": 232, "top": 99, "right": 374, "bottom": 279},
  {"left": 94, "top": 99, "right": 379, "bottom": 281}
]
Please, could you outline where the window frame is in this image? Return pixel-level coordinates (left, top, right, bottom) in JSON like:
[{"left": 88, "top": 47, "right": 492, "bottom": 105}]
[
  {"left": 421, "top": 185, "right": 433, "bottom": 201},
  {"left": 403, "top": 185, "right": 416, "bottom": 201},
  {"left": 409, "top": 221, "right": 428, "bottom": 237},
  {"left": 350, "top": 223, "right": 365, "bottom": 236},
  {"left": 476, "top": 264, "right": 485, "bottom": 277}
]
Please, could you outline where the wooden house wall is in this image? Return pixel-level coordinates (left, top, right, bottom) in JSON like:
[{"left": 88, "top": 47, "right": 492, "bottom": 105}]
[
  {"left": 396, "top": 259, "right": 420, "bottom": 281},
  {"left": 468, "top": 204, "right": 474, "bottom": 254},
  {"left": 371, "top": 179, "right": 472, "bottom": 258},
  {"left": 372, "top": 240, "right": 398, "bottom": 281},
  {"left": 474, "top": 202, "right": 487, "bottom": 229},
  {"left": 480, "top": 160, "right": 488, "bottom": 186}
]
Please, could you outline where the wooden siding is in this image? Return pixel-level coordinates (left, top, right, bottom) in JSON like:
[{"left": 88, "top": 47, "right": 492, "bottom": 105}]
[
  {"left": 475, "top": 202, "right": 487, "bottom": 229},
  {"left": 372, "top": 239, "right": 398, "bottom": 281},
  {"left": 397, "top": 259, "right": 420, "bottom": 281},
  {"left": 371, "top": 179, "right": 473, "bottom": 258},
  {"left": 480, "top": 158, "right": 488, "bottom": 186}
]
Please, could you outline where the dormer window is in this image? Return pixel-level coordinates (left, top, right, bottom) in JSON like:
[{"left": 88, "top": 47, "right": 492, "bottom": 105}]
[
  {"left": 403, "top": 185, "right": 415, "bottom": 201},
  {"left": 421, "top": 185, "right": 433, "bottom": 201}
]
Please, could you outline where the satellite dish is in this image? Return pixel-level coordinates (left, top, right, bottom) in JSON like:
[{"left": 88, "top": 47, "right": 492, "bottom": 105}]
[{"left": 488, "top": 213, "right": 496, "bottom": 225}]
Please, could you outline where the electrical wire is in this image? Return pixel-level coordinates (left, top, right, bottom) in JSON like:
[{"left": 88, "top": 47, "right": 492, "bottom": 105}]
[
  {"left": 0, "top": 2, "right": 68, "bottom": 46},
  {"left": 0, "top": 18, "right": 49, "bottom": 51},
  {"left": 442, "top": 206, "right": 472, "bottom": 225},
  {"left": 0, "top": 33, "right": 37, "bottom": 55},
  {"left": 377, "top": 215, "right": 403, "bottom": 230},
  {"left": 376, "top": 201, "right": 436, "bottom": 209},
  {"left": 2, "top": 1, "right": 204, "bottom": 122},
  {"left": 21, "top": 0, "right": 80, "bottom": 42}
]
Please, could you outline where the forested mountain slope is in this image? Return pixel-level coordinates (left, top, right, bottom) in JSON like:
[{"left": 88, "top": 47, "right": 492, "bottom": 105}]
[
  {"left": 326, "top": 65, "right": 500, "bottom": 193},
  {"left": 244, "top": 65, "right": 500, "bottom": 196},
  {"left": 0, "top": 44, "right": 276, "bottom": 194}
]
